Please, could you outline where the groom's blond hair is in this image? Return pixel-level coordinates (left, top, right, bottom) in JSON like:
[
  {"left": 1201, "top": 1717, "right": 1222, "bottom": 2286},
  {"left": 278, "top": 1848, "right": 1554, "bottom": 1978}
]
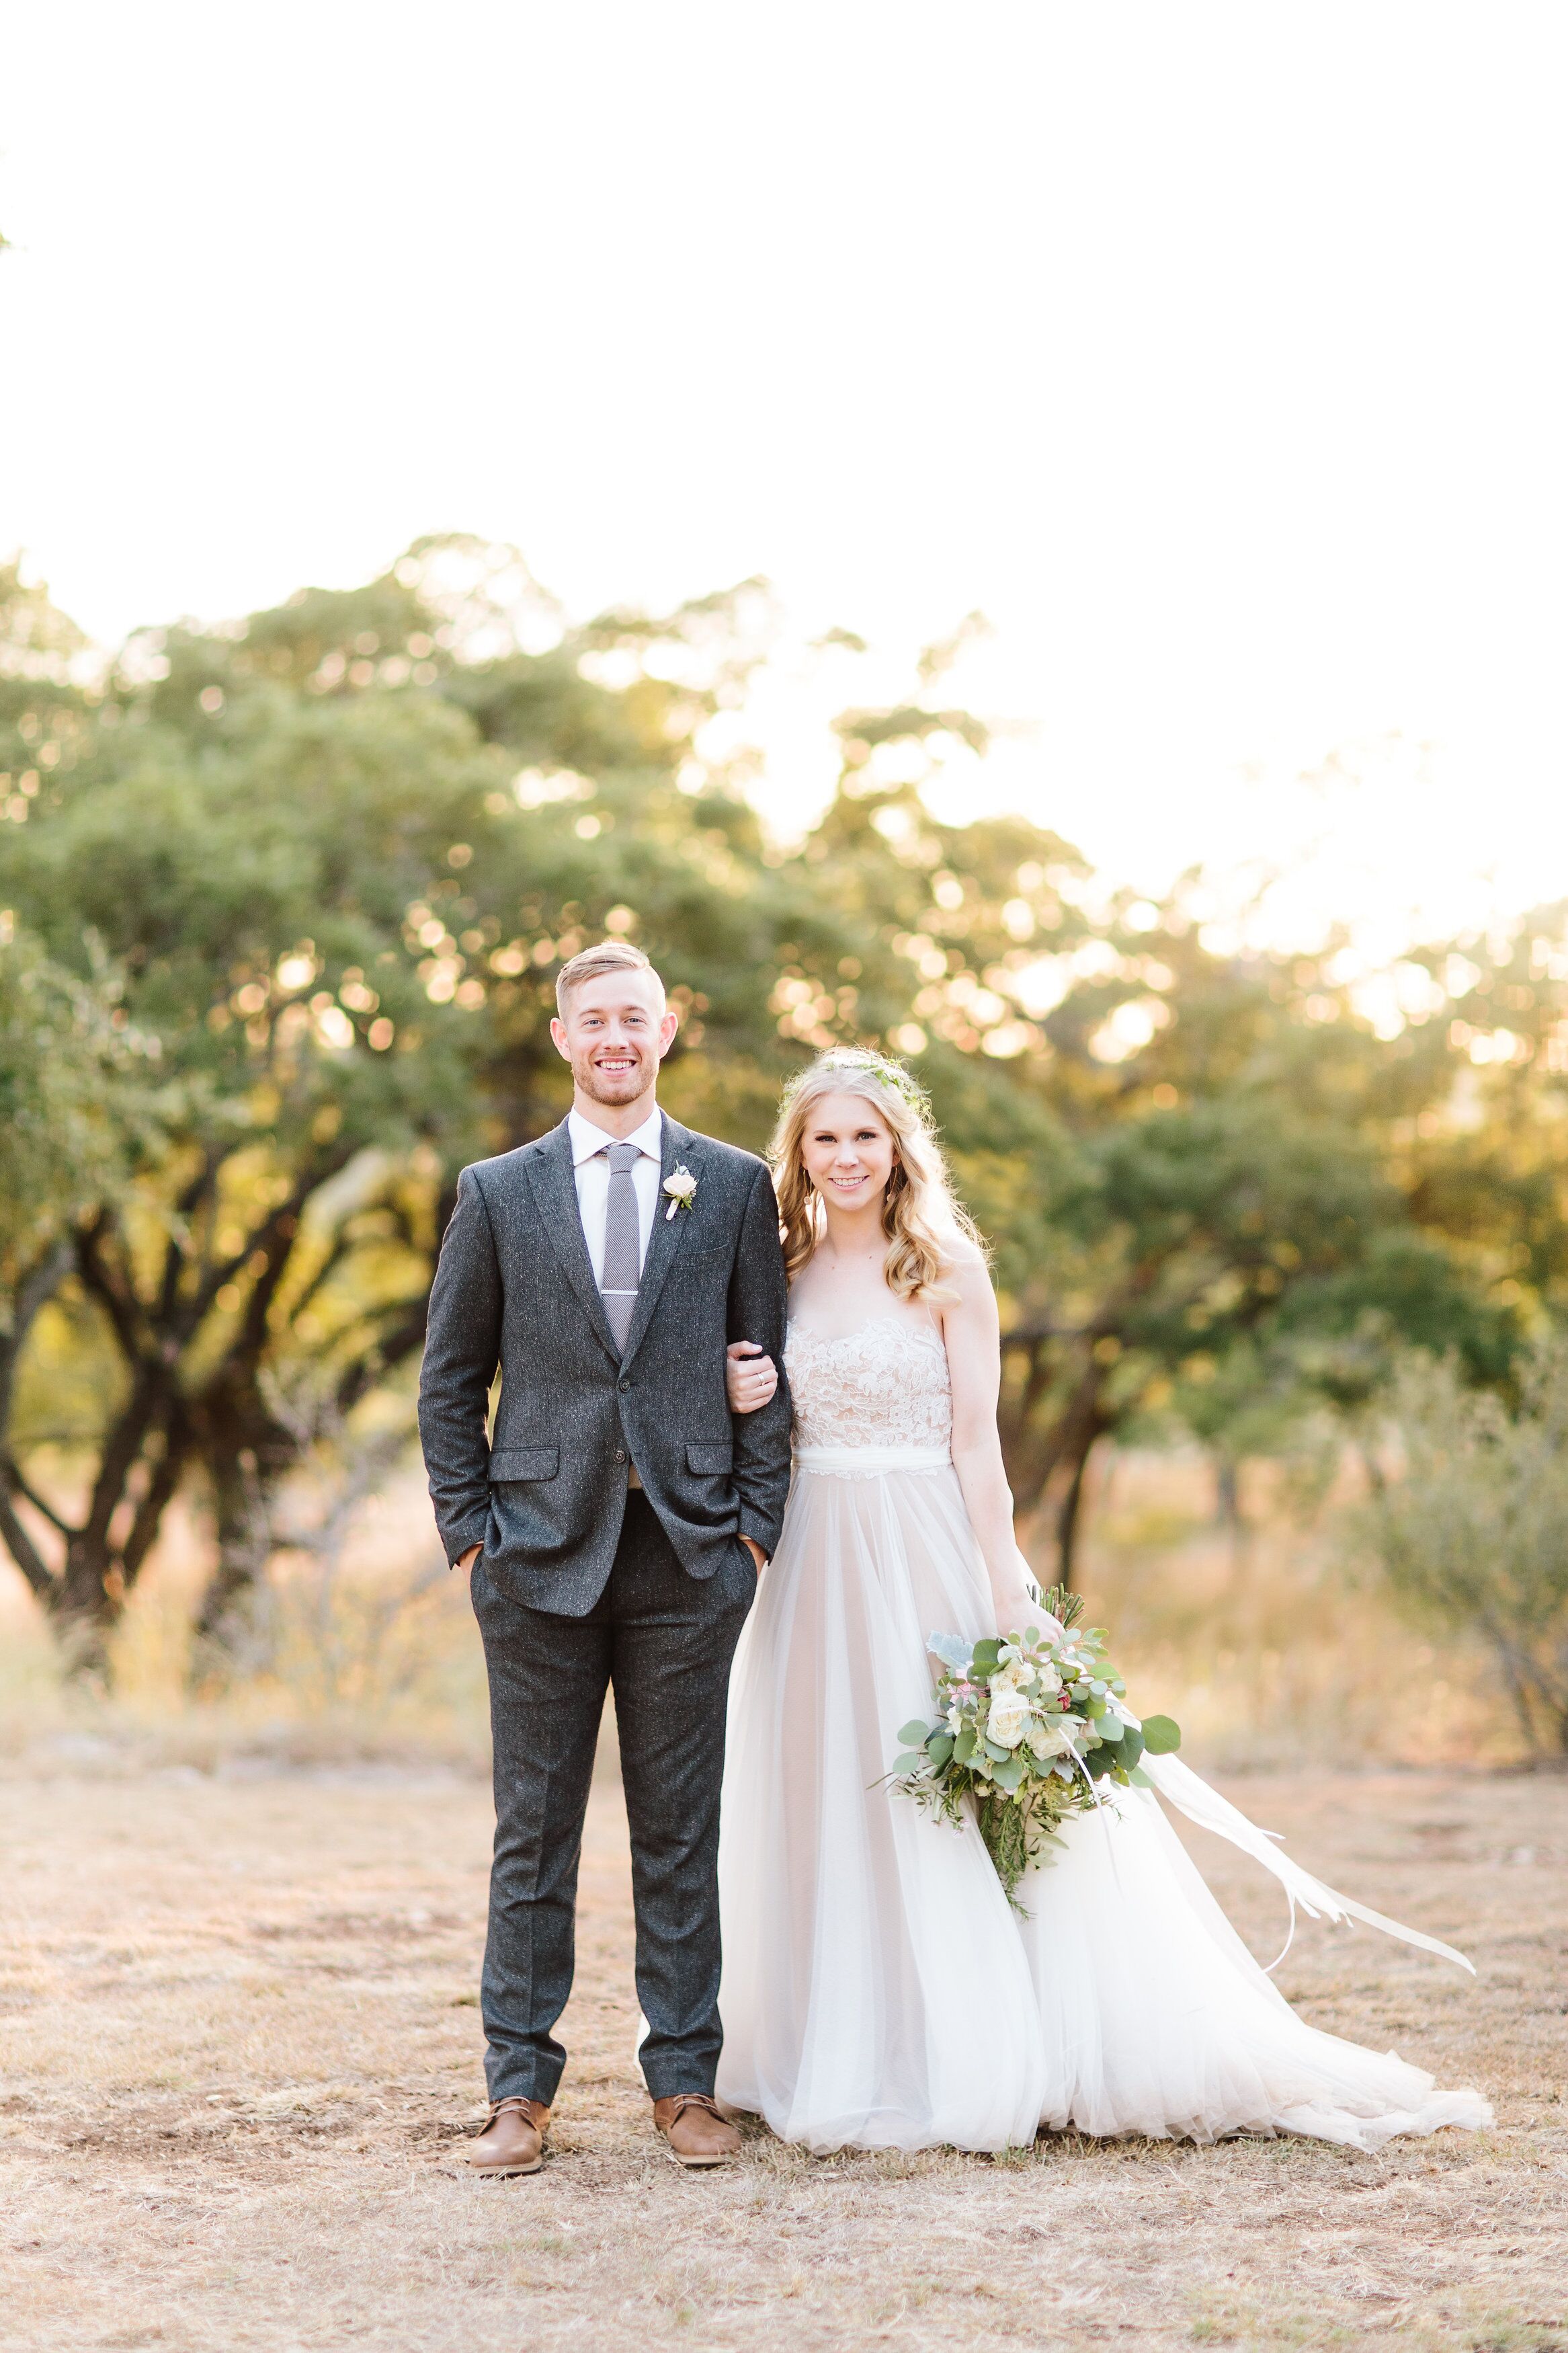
[{"left": 554, "top": 939, "right": 667, "bottom": 1016}]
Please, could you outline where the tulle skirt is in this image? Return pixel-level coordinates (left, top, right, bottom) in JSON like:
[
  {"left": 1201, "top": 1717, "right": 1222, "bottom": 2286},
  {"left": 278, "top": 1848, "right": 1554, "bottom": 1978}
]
[
  {"left": 717, "top": 1462, "right": 1492, "bottom": 2155},
  {"left": 1018, "top": 1782, "right": 1490, "bottom": 2149},
  {"left": 716, "top": 1462, "right": 1047, "bottom": 2152}
]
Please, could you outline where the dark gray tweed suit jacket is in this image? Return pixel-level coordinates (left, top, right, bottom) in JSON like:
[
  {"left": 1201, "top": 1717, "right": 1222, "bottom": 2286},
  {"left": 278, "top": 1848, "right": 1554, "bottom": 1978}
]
[{"left": 418, "top": 1111, "right": 792, "bottom": 1616}]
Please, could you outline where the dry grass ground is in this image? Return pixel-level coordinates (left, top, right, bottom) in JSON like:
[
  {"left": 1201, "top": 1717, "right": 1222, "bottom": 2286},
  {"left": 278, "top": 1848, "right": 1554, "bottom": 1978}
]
[{"left": 1, "top": 1755, "right": 1565, "bottom": 2353}]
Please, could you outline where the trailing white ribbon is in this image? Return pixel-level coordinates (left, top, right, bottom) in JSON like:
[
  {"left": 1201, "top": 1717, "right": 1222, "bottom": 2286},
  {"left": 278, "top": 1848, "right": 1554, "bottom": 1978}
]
[{"left": 1141, "top": 1750, "right": 1477, "bottom": 1976}]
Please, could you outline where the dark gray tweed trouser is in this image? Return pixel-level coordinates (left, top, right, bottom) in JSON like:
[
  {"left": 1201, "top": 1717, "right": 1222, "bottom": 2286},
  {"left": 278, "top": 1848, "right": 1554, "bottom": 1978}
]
[{"left": 470, "top": 1492, "right": 754, "bottom": 2106}]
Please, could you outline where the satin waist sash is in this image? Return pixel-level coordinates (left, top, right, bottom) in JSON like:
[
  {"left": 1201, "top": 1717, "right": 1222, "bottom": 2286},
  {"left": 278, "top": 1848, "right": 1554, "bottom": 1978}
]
[{"left": 793, "top": 1443, "right": 952, "bottom": 1476}]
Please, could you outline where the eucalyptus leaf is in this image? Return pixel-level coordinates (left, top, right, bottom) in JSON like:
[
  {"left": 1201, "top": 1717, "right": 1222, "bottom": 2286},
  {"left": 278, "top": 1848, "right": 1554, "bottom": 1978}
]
[
  {"left": 897, "top": 1718, "right": 932, "bottom": 1747},
  {"left": 1141, "top": 1714, "right": 1182, "bottom": 1755}
]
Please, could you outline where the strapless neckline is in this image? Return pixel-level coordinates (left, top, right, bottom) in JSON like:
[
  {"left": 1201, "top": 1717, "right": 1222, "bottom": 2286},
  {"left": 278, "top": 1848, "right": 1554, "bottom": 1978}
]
[{"left": 786, "top": 1316, "right": 945, "bottom": 1358}]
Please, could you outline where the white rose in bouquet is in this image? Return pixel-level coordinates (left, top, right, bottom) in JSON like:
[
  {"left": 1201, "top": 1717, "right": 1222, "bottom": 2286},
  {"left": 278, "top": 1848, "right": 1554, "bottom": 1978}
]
[
  {"left": 1027, "top": 1716, "right": 1075, "bottom": 1760},
  {"left": 987, "top": 1687, "right": 1032, "bottom": 1749}
]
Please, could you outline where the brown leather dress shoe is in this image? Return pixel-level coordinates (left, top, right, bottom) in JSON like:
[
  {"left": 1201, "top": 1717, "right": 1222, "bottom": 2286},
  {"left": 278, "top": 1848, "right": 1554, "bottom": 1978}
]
[
  {"left": 463, "top": 2096, "right": 550, "bottom": 2175},
  {"left": 653, "top": 2093, "right": 741, "bottom": 2167}
]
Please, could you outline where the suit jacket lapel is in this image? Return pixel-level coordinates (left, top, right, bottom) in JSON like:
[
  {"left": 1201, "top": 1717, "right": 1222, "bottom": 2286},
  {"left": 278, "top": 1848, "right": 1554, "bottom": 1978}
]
[
  {"left": 620, "top": 1115, "right": 700, "bottom": 1369},
  {"left": 522, "top": 1119, "right": 621, "bottom": 1362}
]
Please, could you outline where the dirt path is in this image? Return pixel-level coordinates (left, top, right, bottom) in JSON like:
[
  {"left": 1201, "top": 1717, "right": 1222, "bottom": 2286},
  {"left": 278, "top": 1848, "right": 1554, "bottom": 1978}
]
[{"left": 1, "top": 1764, "right": 1563, "bottom": 2352}]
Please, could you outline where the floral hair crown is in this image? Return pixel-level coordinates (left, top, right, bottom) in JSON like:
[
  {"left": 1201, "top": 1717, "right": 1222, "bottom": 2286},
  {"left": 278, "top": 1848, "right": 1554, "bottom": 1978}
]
[{"left": 788, "top": 1047, "right": 933, "bottom": 1125}]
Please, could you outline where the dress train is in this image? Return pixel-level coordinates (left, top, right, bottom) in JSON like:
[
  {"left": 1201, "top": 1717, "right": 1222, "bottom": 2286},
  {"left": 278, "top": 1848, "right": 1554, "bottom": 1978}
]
[{"left": 716, "top": 1316, "right": 1491, "bottom": 2153}]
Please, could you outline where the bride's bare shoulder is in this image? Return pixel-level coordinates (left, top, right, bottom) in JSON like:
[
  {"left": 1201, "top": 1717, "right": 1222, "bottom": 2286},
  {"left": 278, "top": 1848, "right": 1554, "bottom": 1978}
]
[
  {"left": 933, "top": 1238, "right": 995, "bottom": 1316},
  {"left": 939, "top": 1235, "right": 990, "bottom": 1281}
]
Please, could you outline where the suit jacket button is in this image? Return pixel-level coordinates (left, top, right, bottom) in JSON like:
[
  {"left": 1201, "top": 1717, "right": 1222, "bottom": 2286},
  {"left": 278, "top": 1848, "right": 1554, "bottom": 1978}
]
[
  {"left": 618, "top": 1378, "right": 631, "bottom": 1392},
  {"left": 614, "top": 1448, "right": 626, "bottom": 1464}
]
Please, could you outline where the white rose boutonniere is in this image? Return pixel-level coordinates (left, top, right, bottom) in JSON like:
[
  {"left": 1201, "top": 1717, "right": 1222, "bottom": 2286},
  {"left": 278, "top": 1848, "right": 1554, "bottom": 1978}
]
[{"left": 662, "top": 1165, "right": 698, "bottom": 1222}]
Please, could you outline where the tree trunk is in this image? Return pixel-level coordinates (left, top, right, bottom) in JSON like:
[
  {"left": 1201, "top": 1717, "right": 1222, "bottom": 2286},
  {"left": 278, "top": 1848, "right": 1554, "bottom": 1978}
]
[
  {"left": 190, "top": 1440, "right": 276, "bottom": 1653},
  {"left": 1055, "top": 1439, "right": 1095, "bottom": 1591},
  {"left": 1215, "top": 1456, "right": 1239, "bottom": 1529},
  {"left": 187, "top": 1285, "right": 434, "bottom": 1652},
  {"left": 48, "top": 1529, "right": 125, "bottom": 1672},
  {"left": 0, "top": 1240, "right": 75, "bottom": 1611}
]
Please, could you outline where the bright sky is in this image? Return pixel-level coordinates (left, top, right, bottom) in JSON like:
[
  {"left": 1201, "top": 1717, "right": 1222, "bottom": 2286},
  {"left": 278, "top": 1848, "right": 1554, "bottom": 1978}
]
[{"left": 5, "top": 3, "right": 1567, "bottom": 951}]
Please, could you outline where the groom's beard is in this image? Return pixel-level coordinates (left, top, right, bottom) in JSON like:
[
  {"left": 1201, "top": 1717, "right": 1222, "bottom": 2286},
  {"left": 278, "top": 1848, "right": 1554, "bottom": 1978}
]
[{"left": 571, "top": 1045, "right": 658, "bottom": 1109}]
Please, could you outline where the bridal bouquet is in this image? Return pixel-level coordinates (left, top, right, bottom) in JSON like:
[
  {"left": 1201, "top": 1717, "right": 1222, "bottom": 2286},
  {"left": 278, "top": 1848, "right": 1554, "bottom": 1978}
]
[{"left": 888, "top": 1587, "right": 1182, "bottom": 1905}]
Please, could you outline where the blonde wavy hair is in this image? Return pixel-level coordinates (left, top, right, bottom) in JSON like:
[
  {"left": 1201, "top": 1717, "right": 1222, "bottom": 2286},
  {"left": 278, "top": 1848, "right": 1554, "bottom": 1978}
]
[{"left": 770, "top": 1049, "right": 983, "bottom": 1300}]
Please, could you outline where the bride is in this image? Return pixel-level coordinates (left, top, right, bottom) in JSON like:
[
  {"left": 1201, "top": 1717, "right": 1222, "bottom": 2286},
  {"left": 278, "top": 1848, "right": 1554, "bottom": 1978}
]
[{"left": 714, "top": 1048, "right": 1491, "bottom": 2155}]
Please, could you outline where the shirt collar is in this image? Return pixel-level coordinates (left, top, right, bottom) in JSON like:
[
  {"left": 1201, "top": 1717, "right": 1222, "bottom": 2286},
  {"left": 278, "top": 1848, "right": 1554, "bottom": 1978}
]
[{"left": 567, "top": 1104, "right": 665, "bottom": 1168}]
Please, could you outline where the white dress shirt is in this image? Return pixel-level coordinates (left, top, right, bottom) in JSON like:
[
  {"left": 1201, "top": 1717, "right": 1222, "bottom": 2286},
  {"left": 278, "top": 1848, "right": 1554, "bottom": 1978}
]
[{"left": 567, "top": 1103, "right": 664, "bottom": 1285}]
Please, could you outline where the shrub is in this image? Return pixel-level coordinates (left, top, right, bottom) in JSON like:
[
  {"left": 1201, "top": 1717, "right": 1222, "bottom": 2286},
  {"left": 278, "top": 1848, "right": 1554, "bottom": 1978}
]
[{"left": 1360, "top": 1343, "right": 1568, "bottom": 1755}]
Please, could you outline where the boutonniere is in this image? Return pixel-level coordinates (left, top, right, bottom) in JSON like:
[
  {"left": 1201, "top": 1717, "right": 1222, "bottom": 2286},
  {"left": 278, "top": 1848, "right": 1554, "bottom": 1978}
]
[{"left": 662, "top": 1165, "right": 698, "bottom": 1222}]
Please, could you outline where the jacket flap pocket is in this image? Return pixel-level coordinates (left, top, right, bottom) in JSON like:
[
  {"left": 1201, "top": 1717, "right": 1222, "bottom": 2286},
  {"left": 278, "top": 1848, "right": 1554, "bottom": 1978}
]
[
  {"left": 686, "top": 1442, "right": 733, "bottom": 1475},
  {"left": 489, "top": 1446, "right": 560, "bottom": 1482}
]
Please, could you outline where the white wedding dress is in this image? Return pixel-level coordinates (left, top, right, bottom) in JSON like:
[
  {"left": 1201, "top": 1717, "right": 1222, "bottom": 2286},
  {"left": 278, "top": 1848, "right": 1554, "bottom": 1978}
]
[{"left": 716, "top": 1314, "right": 1492, "bottom": 2154}]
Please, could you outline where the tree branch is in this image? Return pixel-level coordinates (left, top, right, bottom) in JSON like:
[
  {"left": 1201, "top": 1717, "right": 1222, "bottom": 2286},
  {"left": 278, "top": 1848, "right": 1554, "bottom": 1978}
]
[
  {"left": 0, "top": 1481, "right": 58, "bottom": 1602},
  {"left": 75, "top": 1214, "right": 157, "bottom": 1368},
  {"left": 0, "top": 1456, "right": 75, "bottom": 1536},
  {"left": 120, "top": 1423, "right": 190, "bottom": 1585},
  {"left": 0, "top": 1236, "right": 73, "bottom": 1434}
]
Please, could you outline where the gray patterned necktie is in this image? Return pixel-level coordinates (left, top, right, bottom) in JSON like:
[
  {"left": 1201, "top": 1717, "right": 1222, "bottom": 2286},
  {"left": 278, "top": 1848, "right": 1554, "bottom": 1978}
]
[{"left": 599, "top": 1141, "right": 643, "bottom": 1350}]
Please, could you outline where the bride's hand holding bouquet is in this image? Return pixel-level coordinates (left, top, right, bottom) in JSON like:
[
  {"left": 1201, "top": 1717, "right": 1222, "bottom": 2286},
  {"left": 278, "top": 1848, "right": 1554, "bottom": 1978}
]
[{"left": 987, "top": 1546, "right": 1062, "bottom": 1646}]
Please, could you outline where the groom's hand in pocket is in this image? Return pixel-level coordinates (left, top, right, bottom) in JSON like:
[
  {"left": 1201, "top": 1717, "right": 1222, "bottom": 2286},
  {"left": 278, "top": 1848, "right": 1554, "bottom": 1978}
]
[
  {"left": 456, "top": 1543, "right": 481, "bottom": 1581},
  {"left": 739, "top": 1536, "right": 766, "bottom": 1576}
]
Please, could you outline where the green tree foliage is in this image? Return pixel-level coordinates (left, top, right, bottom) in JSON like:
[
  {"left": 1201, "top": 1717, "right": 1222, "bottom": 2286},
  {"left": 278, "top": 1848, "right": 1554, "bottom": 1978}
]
[
  {"left": 0, "top": 920, "right": 169, "bottom": 1616},
  {"left": 2, "top": 538, "right": 1565, "bottom": 1652},
  {"left": 778, "top": 727, "right": 1540, "bottom": 1576},
  {"left": 951, "top": 929, "right": 1524, "bottom": 1575},
  {"left": 0, "top": 542, "right": 825, "bottom": 1649}
]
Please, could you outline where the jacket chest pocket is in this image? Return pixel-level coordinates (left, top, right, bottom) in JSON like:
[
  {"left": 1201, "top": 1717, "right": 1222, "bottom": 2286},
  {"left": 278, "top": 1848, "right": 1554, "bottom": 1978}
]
[{"left": 673, "top": 1246, "right": 729, "bottom": 1281}]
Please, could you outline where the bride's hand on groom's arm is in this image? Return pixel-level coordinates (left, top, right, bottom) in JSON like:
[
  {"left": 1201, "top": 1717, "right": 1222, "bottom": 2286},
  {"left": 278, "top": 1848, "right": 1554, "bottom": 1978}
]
[{"left": 726, "top": 1341, "right": 778, "bottom": 1415}]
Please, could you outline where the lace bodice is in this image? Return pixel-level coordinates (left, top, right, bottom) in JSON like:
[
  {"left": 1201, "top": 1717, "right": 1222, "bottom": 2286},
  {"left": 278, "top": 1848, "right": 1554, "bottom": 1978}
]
[{"left": 785, "top": 1316, "right": 952, "bottom": 1456}]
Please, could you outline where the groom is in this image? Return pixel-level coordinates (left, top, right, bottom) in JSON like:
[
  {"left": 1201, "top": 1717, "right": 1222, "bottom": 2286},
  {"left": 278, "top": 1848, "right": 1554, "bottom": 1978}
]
[{"left": 418, "top": 940, "right": 791, "bottom": 2173}]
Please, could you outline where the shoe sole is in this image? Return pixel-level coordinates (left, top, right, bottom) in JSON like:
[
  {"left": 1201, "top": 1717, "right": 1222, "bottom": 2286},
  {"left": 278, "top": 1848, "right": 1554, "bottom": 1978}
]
[
  {"left": 464, "top": 2151, "right": 544, "bottom": 2176},
  {"left": 662, "top": 2146, "right": 736, "bottom": 2168}
]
